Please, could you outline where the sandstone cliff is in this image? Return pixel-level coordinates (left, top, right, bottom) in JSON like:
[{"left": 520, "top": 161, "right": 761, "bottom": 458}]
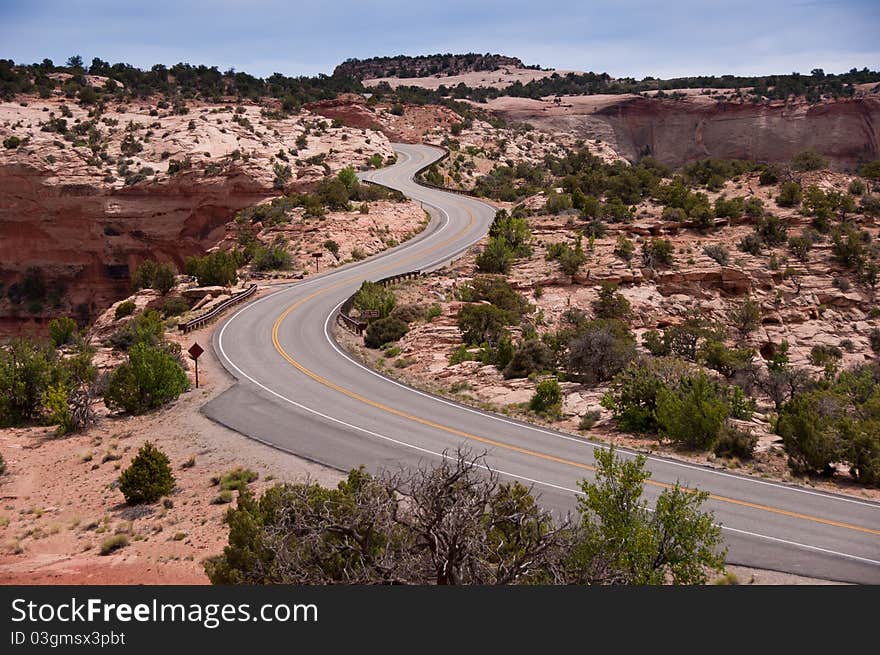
[{"left": 0, "top": 97, "right": 393, "bottom": 334}]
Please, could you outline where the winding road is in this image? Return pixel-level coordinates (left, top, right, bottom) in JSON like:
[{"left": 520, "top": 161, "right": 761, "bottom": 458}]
[{"left": 206, "top": 143, "right": 880, "bottom": 583}]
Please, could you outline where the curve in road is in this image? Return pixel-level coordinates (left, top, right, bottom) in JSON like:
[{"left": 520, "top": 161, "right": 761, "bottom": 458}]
[{"left": 206, "top": 143, "right": 880, "bottom": 583}]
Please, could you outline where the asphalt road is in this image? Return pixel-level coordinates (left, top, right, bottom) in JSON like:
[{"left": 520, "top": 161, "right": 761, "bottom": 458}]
[{"left": 207, "top": 143, "right": 880, "bottom": 583}]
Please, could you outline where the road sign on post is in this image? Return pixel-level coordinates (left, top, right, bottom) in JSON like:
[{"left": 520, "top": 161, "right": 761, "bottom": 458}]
[
  {"left": 311, "top": 251, "right": 323, "bottom": 273},
  {"left": 188, "top": 342, "right": 204, "bottom": 389},
  {"left": 361, "top": 309, "right": 380, "bottom": 319}
]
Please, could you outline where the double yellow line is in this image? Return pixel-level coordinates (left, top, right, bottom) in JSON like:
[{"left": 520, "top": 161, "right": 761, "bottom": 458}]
[{"left": 268, "top": 195, "right": 880, "bottom": 539}]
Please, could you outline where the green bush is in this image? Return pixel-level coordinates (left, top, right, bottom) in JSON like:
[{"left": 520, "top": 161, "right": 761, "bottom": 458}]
[
  {"left": 791, "top": 148, "right": 828, "bottom": 172},
  {"left": 503, "top": 340, "right": 555, "bottom": 379},
  {"left": 186, "top": 251, "right": 238, "bottom": 287},
  {"left": 108, "top": 309, "right": 164, "bottom": 351},
  {"left": 0, "top": 451, "right": 5, "bottom": 475},
  {"left": 641, "top": 238, "right": 673, "bottom": 268},
  {"left": 161, "top": 296, "right": 191, "bottom": 318},
  {"left": 776, "top": 181, "right": 802, "bottom": 208},
  {"left": 43, "top": 383, "right": 74, "bottom": 435},
  {"left": 592, "top": 282, "right": 630, "bottom": 320},
  {"left": 601, "top": 358, "right": 690, "bottom": 434},
  {"left": 777, "top": 390, "right": 845, "bottom": 475},
  {"left": 457, "top": 304, "right": 511, "bottom": 346},
  {"left": 215, "top": 468, "right": 259, "bottom": 492},
  {"left": 364, "top": 316, "right": 409, "bottom": 349},
  {"left": 114, "top": 300, "right": 136, "bottom": 320},
  {"left": 251, "top": 237, "right": 293, "bottom": 271},
  {"left": 152, "top": 262, "right": 177, "bottom": 294},
  {"left": 476, "top": 236, "right": 514, "bottom": 274},
  {"left": 48, "top": 316, "right": 78, "bottom": 348},
  {"left": 488, "top": 209, "right": 531, "bottom": 257},
  {"left": 713, "top": 424, "right": 758, "bottom": 459},
  {"left": 460, "top": 276, "right": 529, "bottom": 319},
  {"left": 0, "top": 338, "right": 56, "bottom": 426},
  {"left": 118, "top": 441, "right": 175, "bottom": 504},
  {"left": 529, "top": 379, "right": 563, "bottom": 419},
  {"left": 567, "top": 318, "right": 636, "bottom": 384},
  {"left": 3, "top": 135, "right": 21, "bottom": 149},
  {"left": 656, "top": 374, "right": 730, "bottom": 450},
  {"left": 353, "top": 281, "right": 397, "bottom": 318},
  {"left": 104, "top": 343, "right": 189, "bottom": 415}
]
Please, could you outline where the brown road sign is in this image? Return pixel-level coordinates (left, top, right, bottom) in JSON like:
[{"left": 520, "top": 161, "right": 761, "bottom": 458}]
[{"left": 188, "top": 342, "right": 204, "bottom": 360}]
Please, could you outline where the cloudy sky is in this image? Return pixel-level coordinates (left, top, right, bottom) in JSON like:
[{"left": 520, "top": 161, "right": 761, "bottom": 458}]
[{"left": 1, "top": 0, "right": 877, "bottom": 78}]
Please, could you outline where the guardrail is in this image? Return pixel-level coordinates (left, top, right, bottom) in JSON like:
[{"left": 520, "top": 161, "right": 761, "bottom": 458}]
[
  {"left": 178, "top": 283, "right": 258, "bottom": 334},
  {"left": 336, "top": 271, "right": 423, "bottom": 336}
]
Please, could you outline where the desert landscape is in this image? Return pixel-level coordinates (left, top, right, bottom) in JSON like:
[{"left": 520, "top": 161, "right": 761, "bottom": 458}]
[{"left": 1, "top": 49, "right": 879, "bottom": 587}]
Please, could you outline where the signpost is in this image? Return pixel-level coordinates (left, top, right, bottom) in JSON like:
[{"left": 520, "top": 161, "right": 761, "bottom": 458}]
[
  {"left": 311, "top": 251, "right": 323, "bottom": 273},
  {"left": 188, "top": 342, "right": 204, "bottom": 389},
  {"left": 361, "top": 309, "right": 380, "bottom": 319}
]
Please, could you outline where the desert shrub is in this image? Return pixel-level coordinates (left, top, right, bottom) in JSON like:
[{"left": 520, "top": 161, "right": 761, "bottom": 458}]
[
  {"left": 592, "top": 282, "right": 631, "bottom": 320},
  {"left": 848, "top": 179, "right": 866, "bottom": 196},
  {"left": 738, "top": 232, "right": 763, "bottom": 255},
  {"left": 791, "top": 148, "right": 828, "bottom": 172},
  {"left": 108, "top": 309, "right": 164, "bottom": 351},
  {"left": 613, "top": 234, "right": 635, "bottom": 260},
  {"left": 700, "top": 340, "right": 754, "bottom": 379},
  {"left": 152, "top": 263, "right": 177, "bottom": 294},
  {"left": 601, "top": 358, "right": 690, "bottom": 434},
  {"left": 48, "top": 316, "right": 78, "bottom": 347},
  {"left": 118, "top": 441, "right": 175, "bottom": 504},
  {"left": 215, "top": 468, "right": 259, "bottom": 492},
  {"left": 529, "top": 379, "right": 562, "bottom": 418},
  {"left": 364, "top": 316, "right": 408, "bottom": 349},
  {"left": 0, "top": 338, "right": 57, "bottom": 426},
  {"left": 578, "top": 410, "right": 601, "bottom": 431},
  {"left": 476, "top": 236, "right": 514, "bottom": 274},
  {"left": 714, "top": 195, "right": 744, "bottom": 220},
  {"left": 743, "top": 196, "right": 765, "bottom": 218},
  {"left": 860, "top": 194, "right": 880, "bottom": 217},
  {"left": 114, "top": 300, "right": 136, "bottom": 320},
  {"left": 186, "top": 251, "right": 238, "bottom": 287},
  {"left": 777, "top": 389, "right": 846, "bottom": 475},
  {"left": 547, "top": 237, "right": 588, "bottom": 278},
  {"left": 0, "top": 451, "right": 5, "bottom": 475},
  {"left": 567, "top": 319, "right": 636, "bottom": 384},
  {"left": 830, "top": 224, "right": 868, "bottom": 269},
  {"left": 100, "top": 535, "right": 129, "bottom": 555},
  {"left": 353, "top": 281, "right": 397, "bottom": 318},
  {"left": 809, "top": 344, "right": 843, "bottom": 368},
  {"left": 703, "top": 244, "right": 729, "bottom": 266},
  {"left": 457, "top": 304, "right": 511, "bottom": 346},
  {"left": 104, "top": 343, "right": 189, "bottom": 414},
  {"left": 758, "top": 166, "right": 779, "bottom": 185},
  {"left": 251, "top": 237, "right": 293, "bottom": 271},
  {"left": 3, "top": 135, "right": 21, "bottom": 149},
  {"left": 656, "top": 374, "right": 730, "bottom": 449},
  {"left": 141, "top": 259, "right": 178, "bottom": 298},
  {"left": 503, "top": 340, "right": 555, "bottom": 379},
  {"left": 713, "top": 424, "right": 758, "bottom": 459},
  {"left": 727, "top": 297, "right": 762, "bottom": 339},
  {"left": 389, "top": 304, "right": 424, "bottom": 324},
  {"left": 488, "top": 209, "right": 531, "bottom": 257},
  {"left": 461, "top": 276, "right": 530, "bottom": 319},
  {"left": 787, "top": 233, "right": 813, "bottom": 261},
  {"left": 776, "top": 181, "right": 802, "bottom": 208},
  {"left": 161, "top": 296, "right": 190, "bottom": 318},
  {"left": 755, "top": 214, "right": 788, "bottom": 246},
  {"left": 641, "top": 238, "right": 673, "bottom": 268},
  {"left": 648, "top": 315, "right": 725, "bottom": 362},
  {"left": 324, "top": 239, "right": 340, "bottom": 259}
]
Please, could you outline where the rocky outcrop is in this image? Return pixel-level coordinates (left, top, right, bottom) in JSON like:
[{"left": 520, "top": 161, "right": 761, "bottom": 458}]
[
  {"left": 0, "top": 97, "right": 394, "bottom": 334},
  {"left": 597, "top": 96, "right": 880, "bottom": 170},
  {"left": 484, "top": 93, "right": 880, "bottom": 170}
]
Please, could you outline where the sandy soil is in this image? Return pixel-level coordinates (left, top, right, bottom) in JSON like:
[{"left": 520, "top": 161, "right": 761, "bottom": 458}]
[{"left": 0, "top": 314, "right": 343, "bottom": 585}]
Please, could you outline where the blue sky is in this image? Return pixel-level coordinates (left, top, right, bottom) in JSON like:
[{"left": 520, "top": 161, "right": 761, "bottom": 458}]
[{"left": 1, "top": 0, "right": 877, "bottom": 79}]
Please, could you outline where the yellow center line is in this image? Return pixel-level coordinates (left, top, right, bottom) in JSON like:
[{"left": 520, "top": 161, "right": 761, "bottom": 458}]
[{"left": 268, "top": 188, "right": 880, "bottom": 539}]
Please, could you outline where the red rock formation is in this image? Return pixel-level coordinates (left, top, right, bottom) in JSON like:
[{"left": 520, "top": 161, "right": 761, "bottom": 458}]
[
  {"left": 596, "top": 96, "right": 880, "bottom": 169},
  {"left": 0, "top": 162, "right": 273, "bottom": 334}
]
